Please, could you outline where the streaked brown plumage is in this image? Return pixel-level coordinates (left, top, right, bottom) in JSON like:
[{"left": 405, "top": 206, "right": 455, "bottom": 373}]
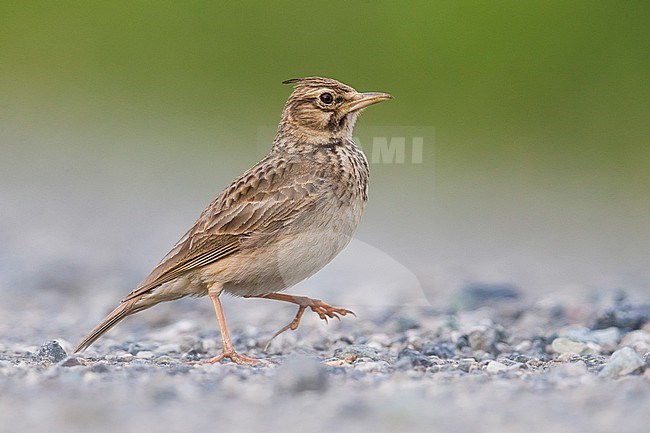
[{"left": 75, "top": 77, "right": 392, "bottom": 364}]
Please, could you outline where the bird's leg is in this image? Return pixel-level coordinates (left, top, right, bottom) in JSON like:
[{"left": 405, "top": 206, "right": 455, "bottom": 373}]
[
  {"left": 248, "top": 293, "right": 355, "bottom": 350},
  {"left": 199, "top": 291, "right": 258, "bottom": 365}
]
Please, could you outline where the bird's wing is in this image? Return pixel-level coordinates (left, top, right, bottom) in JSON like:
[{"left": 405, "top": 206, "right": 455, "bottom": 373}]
[{"left": 122, "top": 154, "right": 329, "bottom": 301}]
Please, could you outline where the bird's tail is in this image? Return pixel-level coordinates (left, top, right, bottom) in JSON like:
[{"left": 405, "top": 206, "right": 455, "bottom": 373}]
[{"left": 74, "top": 296, "right": 149, "bottom": 353}]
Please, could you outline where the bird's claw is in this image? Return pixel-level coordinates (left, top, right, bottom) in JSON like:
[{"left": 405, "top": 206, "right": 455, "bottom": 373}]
[
  {"left": 309, "top": 301, "right": 354, "bottom": 323},
  {"left": 264, "top": 299, "right": 355, "bottom": 351}
]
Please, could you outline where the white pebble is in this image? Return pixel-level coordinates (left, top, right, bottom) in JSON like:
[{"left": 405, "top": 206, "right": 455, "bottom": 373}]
[
  {"left": 485, "top": 361, "right": 508, "bottom": 374},
  {"left": 136, "top": 351, "right": 156, "bottom": 359}
]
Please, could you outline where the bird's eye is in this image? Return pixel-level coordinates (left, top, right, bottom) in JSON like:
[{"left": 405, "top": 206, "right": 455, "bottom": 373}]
[{"left": 319, "top": 92, "right": 334, "bottom": 104}]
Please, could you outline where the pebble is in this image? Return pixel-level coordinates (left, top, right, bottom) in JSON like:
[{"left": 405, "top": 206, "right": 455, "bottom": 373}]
[
  {"left": 551, "top": 338, "right": 595, "bottom": 356},
  {"left": 37, "top": 341, "right": 67, "bottom": 364},
  {"left": 333, "top": 345, "right": 383, "bottom": 362},
  {"left": 59, "top": 357, "right": 82, "bottom": 367},
  {"left": 182, "top": 349, "right": 201, "bottom": 362},
  {"left": 421, "top": 342, "right": 455, "bottom": 359},
  {"left": 594, "top": 304, "right": 650, "bottom": 330},
  {"left": 136, "top": 351, "right": 156, "bottom": 360},
  {"left": 599, "top": 347, "right": 644, "bottom": 378},
  {"left": 458, "top": 358, "right": 479, "bottom": 373},
  {"left": 396, "top": 349, "right": 433, "bottom": 369},
  {"left": 485, "top": 360, "right": 508, "bottom": 374}
]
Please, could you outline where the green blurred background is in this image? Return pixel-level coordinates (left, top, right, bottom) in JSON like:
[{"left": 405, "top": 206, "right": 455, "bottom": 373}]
[{"left": 1, "top": 1, "right": 648, "bottom": 302}]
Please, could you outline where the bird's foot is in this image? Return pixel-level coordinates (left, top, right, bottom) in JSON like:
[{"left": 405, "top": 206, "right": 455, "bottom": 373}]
[
  {"left": 264, "top": 296, "right": 355, "bottom": 351},
  {"left": 307, "top": 299, "right": 355, "bottom": 323},
  {"left": 192, "top": 351, "right": 259, "bottom": 366}
]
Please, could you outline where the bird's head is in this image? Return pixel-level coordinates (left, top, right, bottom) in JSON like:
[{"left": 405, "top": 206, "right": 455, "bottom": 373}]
[{"left": 275, "top": 77, "right": 392, "bottom": 148}]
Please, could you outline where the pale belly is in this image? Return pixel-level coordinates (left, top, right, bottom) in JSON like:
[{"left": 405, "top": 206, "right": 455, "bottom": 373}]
[{"left": 213, "top": 199, "right": 365, "bottom": 297}]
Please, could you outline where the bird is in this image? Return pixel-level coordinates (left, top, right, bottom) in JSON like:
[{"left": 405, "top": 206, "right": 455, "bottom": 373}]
[{"left": 74, "top": 77, "right": 393, "bottom": 365}]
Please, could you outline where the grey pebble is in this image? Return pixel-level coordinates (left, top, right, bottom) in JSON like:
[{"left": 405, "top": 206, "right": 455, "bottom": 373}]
[
  {"left": 333, "top": 344, "right": 383, "bottom": 362},
  {"left": 59, "top": 357, "right": 82, "bottom": 367},
  {"left": 421, "top": 342, "right": 456, "bottom": 359},
  {"left": 397, "top": 348, "right": 433, "bottom": 368},
  {"left": 457, "top": 358, "right": 479, "bottom": 373},
  {"left": 182, "top": 349, "right": 201, "bottom": 362},
  {"left": 599, "top": 346, "right": 644, "bottom": 378},
  {"left": 37, "top": 341, "right": 67, "bottom": 364},
  {"left": 594, "top": 304, "right": 650, "bottom": 331}
]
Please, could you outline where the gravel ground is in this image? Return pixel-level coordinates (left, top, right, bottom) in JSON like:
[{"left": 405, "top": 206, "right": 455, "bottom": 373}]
[{"left": 1, "top": 284, "right": 649, "bottom": 433}]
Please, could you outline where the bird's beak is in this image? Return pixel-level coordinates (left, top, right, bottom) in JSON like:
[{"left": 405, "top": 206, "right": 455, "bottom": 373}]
[{"left": 341, "top": 92, "right": 393, "bottom": 114}]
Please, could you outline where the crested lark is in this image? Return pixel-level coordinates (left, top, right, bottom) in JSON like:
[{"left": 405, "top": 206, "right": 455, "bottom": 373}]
[{"left": 75, "top": 77, "right": 392, "bottom": 364}]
